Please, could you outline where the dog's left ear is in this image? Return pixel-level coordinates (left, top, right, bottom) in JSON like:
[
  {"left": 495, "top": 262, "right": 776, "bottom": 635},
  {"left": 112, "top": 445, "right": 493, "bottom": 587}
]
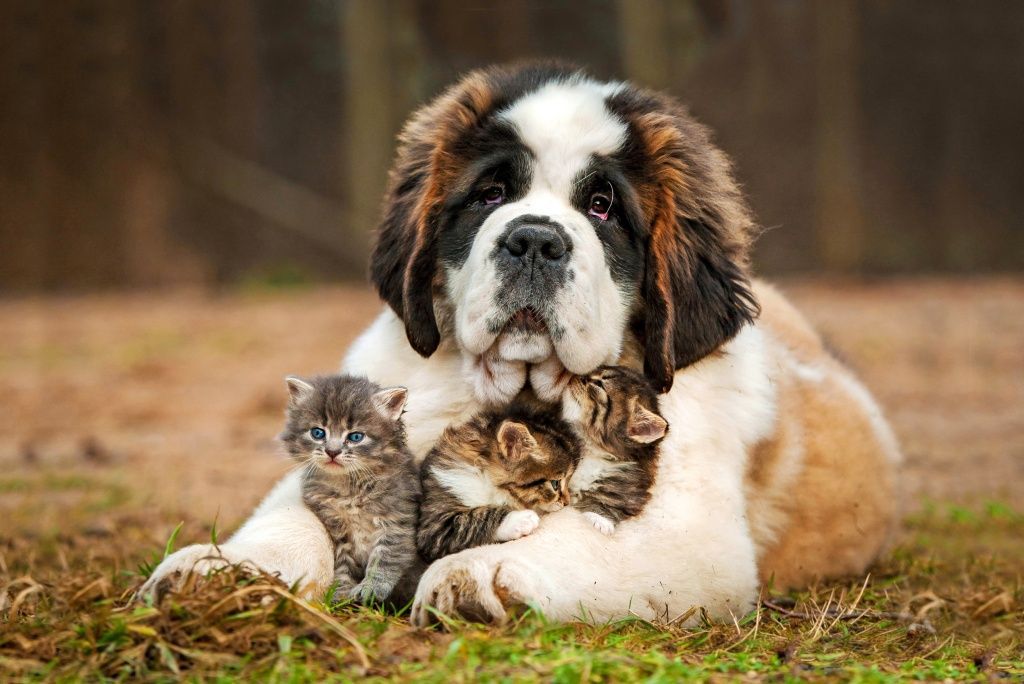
[
  {"left": 370, "top": 71, "right": 496, "bottom": 358},
  {"left": 619, "top": 96, "right": 760, "bottom": 393}
]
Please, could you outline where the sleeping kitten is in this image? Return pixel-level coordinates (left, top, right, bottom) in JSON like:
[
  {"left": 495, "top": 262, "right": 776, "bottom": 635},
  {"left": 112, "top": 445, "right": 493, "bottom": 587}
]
[
  {"left": 281, "top": 374, "right": 421, "bottom": 605},
  {"left": 561, "top": 365, "right": 668, "bottom": 535},
  {"left": 417, "top": 406, "right": 580, "bottom": 562}
]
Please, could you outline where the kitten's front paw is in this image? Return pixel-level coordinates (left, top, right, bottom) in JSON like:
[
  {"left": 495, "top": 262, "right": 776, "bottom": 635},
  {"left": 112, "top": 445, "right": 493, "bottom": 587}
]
[
  {"left": 494, "top": 510, "right": 540, "bottom": 541},
  {"left": 583, "top": 511, "right": 616, "bottom": 536},
  {"left": 348, "top": 579, "right": 391, "bottom": 605}
]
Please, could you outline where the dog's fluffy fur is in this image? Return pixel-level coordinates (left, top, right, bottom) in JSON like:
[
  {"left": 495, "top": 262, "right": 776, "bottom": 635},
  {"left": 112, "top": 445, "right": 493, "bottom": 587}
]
[{"left": 141, "top": 64, "right": 901, "bottom": 624}]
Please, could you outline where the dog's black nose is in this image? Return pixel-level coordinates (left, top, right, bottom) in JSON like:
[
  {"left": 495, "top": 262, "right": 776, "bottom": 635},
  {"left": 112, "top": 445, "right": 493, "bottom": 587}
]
[{"left": 503, "top": 224, "right": 568, "bottom": 261}]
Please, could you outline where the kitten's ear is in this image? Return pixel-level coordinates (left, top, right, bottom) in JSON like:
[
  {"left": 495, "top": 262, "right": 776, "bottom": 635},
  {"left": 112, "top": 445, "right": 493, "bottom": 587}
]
[
  {"left": 371, "top": 387, "right": 408, "bottom": 421},
  {"left": 285, "top": 376, "right": 315, "bottom": 403},
  {"left": 627, "top": 398, "right": 668, "bottom": 444},
  {"left": 497, "top": 420, "right": 539, "bottom": 465}
]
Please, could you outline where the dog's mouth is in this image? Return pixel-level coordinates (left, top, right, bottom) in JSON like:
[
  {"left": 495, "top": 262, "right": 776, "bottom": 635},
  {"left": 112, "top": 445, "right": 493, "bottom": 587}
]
[
  {"left": 492, "top": 307, "right": 554, "bottom": 364},
  {"left": 505, "top": 307, "right": 548, "bottom": 334}
]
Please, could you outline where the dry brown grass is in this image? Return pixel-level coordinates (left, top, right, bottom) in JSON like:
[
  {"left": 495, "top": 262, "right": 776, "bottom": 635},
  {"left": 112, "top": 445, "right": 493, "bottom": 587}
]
[{"left": 1, "top": 278, "right": 1022, "bottom": 680}]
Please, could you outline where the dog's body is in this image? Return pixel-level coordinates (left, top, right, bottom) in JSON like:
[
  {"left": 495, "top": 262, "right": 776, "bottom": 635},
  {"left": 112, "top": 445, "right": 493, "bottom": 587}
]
[{"left": 141, "top": 64, "right": 901, "bottom": 623}]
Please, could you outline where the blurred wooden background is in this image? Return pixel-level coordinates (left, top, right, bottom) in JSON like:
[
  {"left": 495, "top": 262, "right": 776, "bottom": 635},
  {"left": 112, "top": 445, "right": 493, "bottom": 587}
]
[{"left": 2, "top": 0, "right": 1023, "bottom": 292}]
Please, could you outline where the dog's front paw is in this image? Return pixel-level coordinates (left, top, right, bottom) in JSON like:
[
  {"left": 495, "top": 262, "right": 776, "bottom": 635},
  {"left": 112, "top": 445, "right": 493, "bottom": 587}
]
[
  {"left": 494, "top": 510, "right": 540, "bottom": 541},
  {"left": 582, "top": 511, "right": 616, "bottom": 536},
  {"left": 529, "top": 354, "right": 572, "bottom": 403},
  {"left": 135, "top": 544, "right": 233, "bottom": 602},
  {"left": 410, "top": 553, "right": 544, "bottom": 627},
  {"left": 463, "top": 350, "right": 527, "bottom": 406}
]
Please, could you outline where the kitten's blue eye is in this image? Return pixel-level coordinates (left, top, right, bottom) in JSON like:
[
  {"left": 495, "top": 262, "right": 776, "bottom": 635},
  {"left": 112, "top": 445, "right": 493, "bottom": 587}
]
[
  {"left": 309, "top": 427, "right": 326, "bottom": 440},
  {"left": 347, "top": 432, "right": 365, "bottom": 443}
]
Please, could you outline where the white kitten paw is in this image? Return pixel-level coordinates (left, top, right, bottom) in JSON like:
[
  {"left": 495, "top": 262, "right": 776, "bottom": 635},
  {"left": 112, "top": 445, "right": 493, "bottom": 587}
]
[
  {"left": 494, "top": 510, "right": 540, "bottom": 541},
  {"left": 583, "top": 511, "right": 616, "bottom": 536}
]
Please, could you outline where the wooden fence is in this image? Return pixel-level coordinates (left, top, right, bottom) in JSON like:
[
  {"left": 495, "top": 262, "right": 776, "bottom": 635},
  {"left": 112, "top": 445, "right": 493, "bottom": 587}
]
[{"left": 1, "top": 0, "right": 1022, "bottom": 291}]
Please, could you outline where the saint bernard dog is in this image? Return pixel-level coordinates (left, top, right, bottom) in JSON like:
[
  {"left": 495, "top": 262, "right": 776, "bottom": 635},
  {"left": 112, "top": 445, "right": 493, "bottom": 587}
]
[{"left": 141, "top": 63, "right": 902, "bottom": 625}]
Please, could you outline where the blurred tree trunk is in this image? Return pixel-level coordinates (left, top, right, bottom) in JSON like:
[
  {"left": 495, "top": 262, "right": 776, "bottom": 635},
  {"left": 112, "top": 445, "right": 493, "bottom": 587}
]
[
  {"left": 814, "top": 0, "right": 865, "bottom": 272},
  {"left": 619, "top": 0, "right": 672, "bottom": 90},
  {"left": 0, "top": 2, "right": 46, "bottom": 291},
  {"left": 620, "top": 0, "right": 707, "bottom": 90},
  {"left": 341, "top": 0, "right": 423, "bottom": 258}
]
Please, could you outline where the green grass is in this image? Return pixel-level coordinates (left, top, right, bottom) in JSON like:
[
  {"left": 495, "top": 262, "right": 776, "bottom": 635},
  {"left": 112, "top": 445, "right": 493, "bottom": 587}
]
[{"left": 1, "top": 501, "right": 1021, "bottom": 682}]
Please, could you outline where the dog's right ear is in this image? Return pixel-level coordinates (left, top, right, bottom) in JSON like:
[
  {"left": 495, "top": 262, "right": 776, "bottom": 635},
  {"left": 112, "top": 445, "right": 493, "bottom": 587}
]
[
  {"left": 370, "top": 70, "right": 497, "bottom": 358},
  {"left": 369, "top": 141, "right": 441, "bottom": 358}
]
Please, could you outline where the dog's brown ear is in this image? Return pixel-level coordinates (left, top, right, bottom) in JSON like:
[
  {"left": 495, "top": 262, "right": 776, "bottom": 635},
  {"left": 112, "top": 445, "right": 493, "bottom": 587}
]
[
  {"left": 642, "top": 215, "right": 759, "bottom": 393},
  {"left": 618, "top": 98, "right": 760, "bottom": 393},
  {"left": 370, "top": 72, "right": 496, "bottom": 358}
]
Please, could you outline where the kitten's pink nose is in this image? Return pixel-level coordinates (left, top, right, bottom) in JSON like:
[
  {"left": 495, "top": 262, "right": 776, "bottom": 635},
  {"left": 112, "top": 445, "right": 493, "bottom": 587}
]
[{"left": 325, "top": 448, "right": 342, "bottom": 459}]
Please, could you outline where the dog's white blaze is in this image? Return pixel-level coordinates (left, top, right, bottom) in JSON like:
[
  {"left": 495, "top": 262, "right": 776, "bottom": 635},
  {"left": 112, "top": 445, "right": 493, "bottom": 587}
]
[{"left": 498, "top": 79, "right": 627, "bottom": 198}]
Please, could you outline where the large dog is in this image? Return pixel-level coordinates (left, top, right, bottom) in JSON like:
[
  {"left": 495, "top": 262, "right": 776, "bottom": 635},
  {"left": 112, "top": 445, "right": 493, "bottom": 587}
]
[{"left": 142, "top": 64, "right": 901, "bottom": 624}]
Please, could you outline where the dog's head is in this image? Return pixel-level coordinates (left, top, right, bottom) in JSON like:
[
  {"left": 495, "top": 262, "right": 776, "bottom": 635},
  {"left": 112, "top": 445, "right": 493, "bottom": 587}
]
[{"left": 370, "top": 63, "right": 759, "bottom": 394}]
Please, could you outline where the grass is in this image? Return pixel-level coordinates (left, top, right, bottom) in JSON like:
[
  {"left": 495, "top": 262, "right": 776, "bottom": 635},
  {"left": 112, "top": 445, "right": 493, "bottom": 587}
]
[
  {"left": 2, "top": 281, "right": 1021, "bottom": 681},
  {"left": 2, "top": 501, "right": 1020, "bottom": 682}
]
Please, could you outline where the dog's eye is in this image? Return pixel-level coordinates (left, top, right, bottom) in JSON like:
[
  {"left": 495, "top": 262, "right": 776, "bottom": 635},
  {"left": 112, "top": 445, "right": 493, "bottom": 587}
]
[
  {"left": 481, "top": 184, "right": 505, "bottom": 206},
  {"left": 588, "top": 191, "right": 612, "bottom": 220}
]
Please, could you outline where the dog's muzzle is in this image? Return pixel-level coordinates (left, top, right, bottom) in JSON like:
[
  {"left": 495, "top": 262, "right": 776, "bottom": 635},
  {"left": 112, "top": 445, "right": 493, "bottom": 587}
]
[{"left": 494, "top": 215, "right": 572, "bottom": 295}]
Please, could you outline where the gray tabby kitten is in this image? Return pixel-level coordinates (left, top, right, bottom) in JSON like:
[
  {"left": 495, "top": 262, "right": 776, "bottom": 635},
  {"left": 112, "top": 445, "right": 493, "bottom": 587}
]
[
  {"left": 561, "top": 365, "right": 669, "bottom": 535},
  {"left": 280, "top": 374, "right": 421, "bottom": 605}
]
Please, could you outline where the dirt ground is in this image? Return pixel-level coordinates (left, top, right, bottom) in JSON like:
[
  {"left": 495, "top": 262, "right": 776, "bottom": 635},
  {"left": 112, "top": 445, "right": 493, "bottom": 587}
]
[{"left": 1, "top": 278, "right": 1022, "bottom": 537}]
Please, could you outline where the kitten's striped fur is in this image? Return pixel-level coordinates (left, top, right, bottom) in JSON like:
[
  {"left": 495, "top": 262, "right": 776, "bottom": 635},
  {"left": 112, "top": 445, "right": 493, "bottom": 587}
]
[
  {"left": 417, "top": 405, "right": 580, "bottom": 562},
  {"left": 562, "top": 366, "right": 668, "bottom": 533}
]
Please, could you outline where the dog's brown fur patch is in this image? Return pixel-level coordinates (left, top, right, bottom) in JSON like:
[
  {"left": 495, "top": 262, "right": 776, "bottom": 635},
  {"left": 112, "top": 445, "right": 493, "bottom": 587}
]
[{"left": 746, "top": 281, "right": 902, "bottom": 588}]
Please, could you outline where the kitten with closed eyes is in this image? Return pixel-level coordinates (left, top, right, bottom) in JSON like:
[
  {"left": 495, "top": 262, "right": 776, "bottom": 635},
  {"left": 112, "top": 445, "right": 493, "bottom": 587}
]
[
  {"left": 416, "top": 405, "right": 580, "bottom": 562},
  {"left": 561, "top": 365, "right": 669, "bottom": 535},
  {"left": 281, "top": 374, "right": 421, "bottom": 605}
]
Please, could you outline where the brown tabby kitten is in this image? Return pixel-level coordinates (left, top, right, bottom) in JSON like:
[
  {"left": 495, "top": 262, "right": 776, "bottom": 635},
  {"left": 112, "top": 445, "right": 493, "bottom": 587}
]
[
  {"left": 561, "top": 365, "right": 668, "bottom": 535},
  {"left": 281, "top": 374, "right": 421, "bottom": 605},
  {"left": 417, "top": 405, "right": 581, "bottom": 562}
]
